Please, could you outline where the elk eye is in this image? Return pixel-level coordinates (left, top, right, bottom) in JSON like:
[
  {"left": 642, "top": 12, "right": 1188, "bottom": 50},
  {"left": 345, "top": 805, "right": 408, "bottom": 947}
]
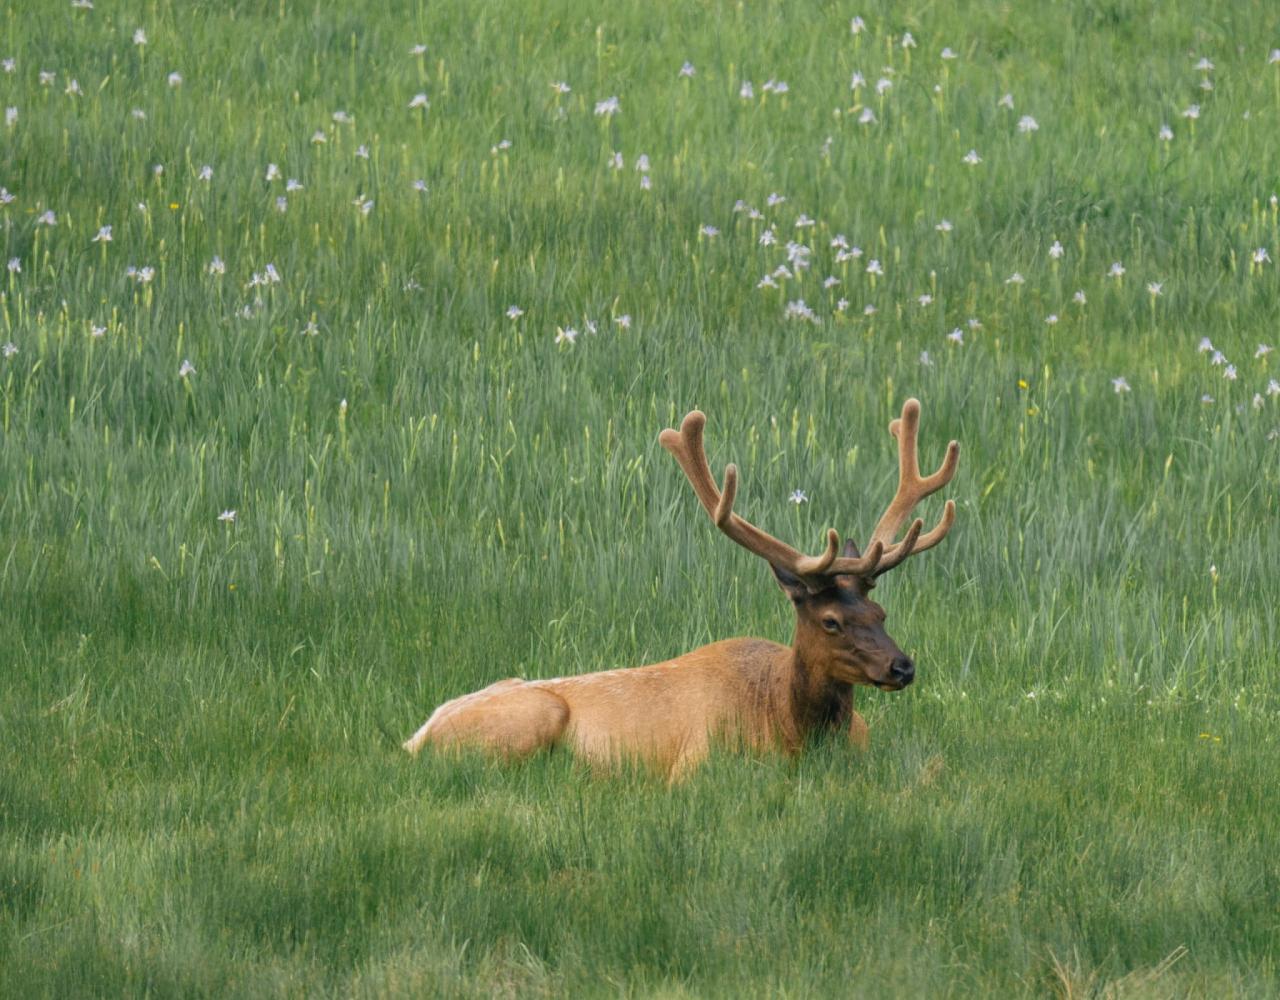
[{"left": 821, "top": 616, "right": 841, "bottom": 633}]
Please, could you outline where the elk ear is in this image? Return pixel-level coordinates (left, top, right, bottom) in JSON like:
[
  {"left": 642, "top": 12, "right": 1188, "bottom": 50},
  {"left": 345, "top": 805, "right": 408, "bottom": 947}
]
[
  {"left": 837, "top": 538, "right": 872, "bottom": 593},
  {"left": 770, "top": 563, "right": 810, "bottom": 603}
]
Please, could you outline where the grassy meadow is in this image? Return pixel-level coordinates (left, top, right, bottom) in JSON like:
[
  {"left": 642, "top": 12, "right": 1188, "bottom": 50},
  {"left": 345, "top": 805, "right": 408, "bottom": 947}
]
[{"left": 3, "top": 0, "right": 1280, "bottom": 994}]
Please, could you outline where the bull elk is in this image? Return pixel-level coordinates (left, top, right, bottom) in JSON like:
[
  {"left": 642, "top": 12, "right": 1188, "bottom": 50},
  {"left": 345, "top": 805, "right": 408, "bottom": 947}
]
[{"left": 404, "top": 399, "right": 960, "bottom": 778}]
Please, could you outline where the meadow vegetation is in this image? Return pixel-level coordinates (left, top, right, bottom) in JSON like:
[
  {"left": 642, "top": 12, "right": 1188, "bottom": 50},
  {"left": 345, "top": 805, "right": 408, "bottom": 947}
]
[{"left": 2, "top": 0, "right": 1279, "bottom": 995}]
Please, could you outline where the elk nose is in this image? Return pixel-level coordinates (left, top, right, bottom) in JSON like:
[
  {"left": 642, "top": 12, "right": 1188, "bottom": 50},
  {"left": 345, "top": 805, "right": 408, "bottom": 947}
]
[{"left": 889, "top": 656, "right": 915, "bottom": 687}]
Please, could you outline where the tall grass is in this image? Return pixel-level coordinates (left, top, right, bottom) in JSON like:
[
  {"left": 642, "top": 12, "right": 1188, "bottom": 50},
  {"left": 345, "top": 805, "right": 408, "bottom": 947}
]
[{"left": 2, "top": 0, "right": 1278, "bottom": 995}]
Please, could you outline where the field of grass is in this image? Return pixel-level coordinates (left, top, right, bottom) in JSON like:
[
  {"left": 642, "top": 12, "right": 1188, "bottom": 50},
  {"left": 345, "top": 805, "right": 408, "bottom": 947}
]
[{"left": 3, "top": 0, "right": 1280, "bottom": 995}]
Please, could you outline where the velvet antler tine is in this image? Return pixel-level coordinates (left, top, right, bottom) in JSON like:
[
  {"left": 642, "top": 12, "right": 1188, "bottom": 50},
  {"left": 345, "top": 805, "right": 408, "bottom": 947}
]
[
  {"left": 714, "top": 464, "right": 737, "bottom": 526},
  {"left": 794, "top": 529, "right": 841, "bottom": 576},
  {"left": 922, "top": 440, "right": 960, "bottom": 492},
  {"left": 865, "top": 399, "right": 960, "bottom": 577},
  {"left": 873, "top": 517, "right": 924, "bottom": 576},
  {"left": 909, "top": 498, "right": 956, "bottom": 555}
]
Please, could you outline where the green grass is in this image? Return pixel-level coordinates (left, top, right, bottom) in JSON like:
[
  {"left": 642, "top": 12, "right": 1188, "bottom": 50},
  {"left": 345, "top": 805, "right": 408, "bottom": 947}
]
[{"left": 3, "top": 0, "right": 1279, "bottom": 995}]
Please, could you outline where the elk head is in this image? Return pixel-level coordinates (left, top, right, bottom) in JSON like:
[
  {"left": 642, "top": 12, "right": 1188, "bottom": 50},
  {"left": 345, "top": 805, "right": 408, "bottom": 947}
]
[{"left": 659, "top": 399, "right": 959, "bottom": 691}]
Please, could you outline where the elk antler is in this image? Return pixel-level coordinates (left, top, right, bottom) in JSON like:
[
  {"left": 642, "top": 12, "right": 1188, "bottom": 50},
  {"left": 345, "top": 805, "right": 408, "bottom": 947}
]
[
  {"left": 659, "top": 400, "right": 958, "bottom": 590},
  {"left": 864, "top": 398, "right": 960, "bottom": 575},
  {"left": 659, "top": 411, "right": 885, "bottom": 592}
]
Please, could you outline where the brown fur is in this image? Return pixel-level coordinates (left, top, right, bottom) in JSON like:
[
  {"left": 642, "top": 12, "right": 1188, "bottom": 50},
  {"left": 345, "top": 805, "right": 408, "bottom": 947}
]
[
  {"left": 403, "top": 401, "right": 958, "bottom": 779},
  {"left": 403, "top": 575, "right": 909, "bottom": 779}
]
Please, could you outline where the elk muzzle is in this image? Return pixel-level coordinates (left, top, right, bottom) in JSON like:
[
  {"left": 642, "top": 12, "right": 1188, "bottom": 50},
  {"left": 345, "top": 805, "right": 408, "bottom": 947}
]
[{"left": 887, "top": 655, "right": 915, "bottom": 688}]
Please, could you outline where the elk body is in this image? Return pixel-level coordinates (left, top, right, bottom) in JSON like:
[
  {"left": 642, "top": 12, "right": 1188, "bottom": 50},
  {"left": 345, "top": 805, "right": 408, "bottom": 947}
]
[{"left": 404, "top": 399, "right": 960, "bottom": 778}]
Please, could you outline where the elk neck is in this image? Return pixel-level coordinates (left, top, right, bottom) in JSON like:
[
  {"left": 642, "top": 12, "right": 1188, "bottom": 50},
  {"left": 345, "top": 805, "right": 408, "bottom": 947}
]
[{"left": 769, "top": 623, "right": 852, "bottom": 747}]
